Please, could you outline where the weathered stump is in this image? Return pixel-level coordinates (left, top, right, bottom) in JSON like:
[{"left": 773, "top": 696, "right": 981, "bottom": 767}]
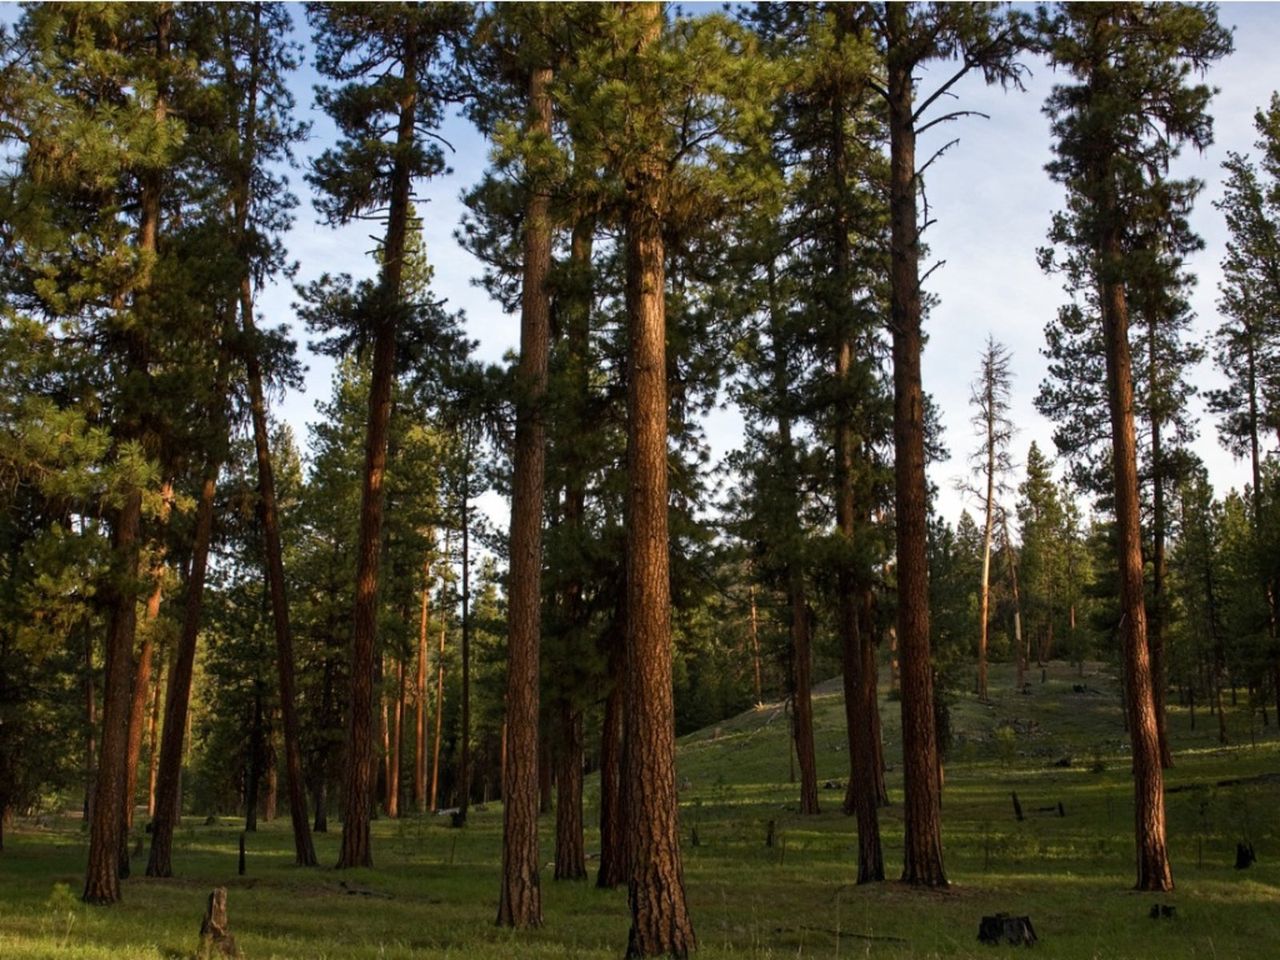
[
  {"left": 199, "top": 887, "right": 240, "bottom": 958},
  {"left": 978, "top": 913, "right": 1037, "bottom": 946},
  {"left": 1235, "top": 842, "right": 1256, "bottom": 869}
]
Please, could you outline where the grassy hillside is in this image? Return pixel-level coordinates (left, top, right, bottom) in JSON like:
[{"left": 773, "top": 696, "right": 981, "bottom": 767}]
[{"left": 2, "top": 660, "right": 1278, "bottom": 958}]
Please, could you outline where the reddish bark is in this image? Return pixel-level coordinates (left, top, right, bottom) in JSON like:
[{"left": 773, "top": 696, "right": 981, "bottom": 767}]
[
  {"left": 596, "top": 619, "right": 628, "bottom": 889},
  {"left": 337, "top": 28, "right": 418, "bottom": 870},
  {"left": 497, "top": 62, "right": 553, "bottom": 929},
  {"left": 414, "top": 557, "right": 430, "bottom": 812},
  {"left": 1101, "top": 224, "right": 1173, "bottom": 892},
  {"left": 886, "top": 3, "right": 946, "bottom": 887},
  {"left": 147, "top": 373, "right": 225, "bottom": 877},
  {"left": 622, "top": 30, "right": 696, "bottom": 944},
  {"left": 554, "top": 703, "right": 586, "bottom": 881}
]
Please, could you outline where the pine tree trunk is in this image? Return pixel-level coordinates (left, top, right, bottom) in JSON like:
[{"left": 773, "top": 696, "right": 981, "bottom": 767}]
[
  {"left": 388, "top": 654, "right": 405, "bottom": 818},
  {"left": 766, "top": 259, "right": 818, "bottom": 816},
  {"left": 85, "top": 9, "right": 170, "bottom": 899},
  {"left": 146, "top": 660, "right": 163, "bottom": 819},
  {"left": 622, "top": 51, "right": 696, "bottom": 949},
  {"left": 979, "top": 474, "right": 995, "bottom": 701},
  {"left": 262, "top": 733, "right": 277, "bottom": 822},
  {"left": 459, "top": 469, "right": 473, "bottom": 822},
  {"left": 430, "top": 575, "right": 447, "bottom": 812},
  {"left": 852, "top": 588, "right": 885, "bottom": 882},
  {"left": 148, "top": 388, "right": 225, "bottom": 877},
  {"left": 245, "top": 690, "right": 263, "bottom": 833},
  {"left": 1100, "top": 219, "right": 1173, "bottom": 892},
  {"left": 415, "top": 557, "right": 430, "bottom": 813},
  {"left": 84, "top": 489, "right": 143, "bottom": 905},
  {"left": 1147, "top": 324, "right": 1172, "bottom": 769},
  {"left": 554, "top": 702, "right": 586, "bottom": 881},
  {"left": 596, "top": 618, "right": 628, "bottom": 889},
  {"left": 497, "top": 61, "right": 552, "bottom": 929},
  {"left": 379, "top": 665, "right": 391, "bottom": 814},
  {"left": 84, "top": 630, "right": 96, "bottom": 823},
  {"left": 233, "top": 11, "right": 315, "bottom": 865},
  {"left": 121, "top": 548, "right": 166, "bottom": 875},
  {"left": 749, "top": 585, "right": 762, "bottom": 702},
  {"left": 887, "top": 4, "right": 946, "bottom": 887},
  {"left": 337, "top": 30, "right": 418, "bottom": 870},
  {"left": 239, "top": 277, "right": 315, "bottom": 866}
]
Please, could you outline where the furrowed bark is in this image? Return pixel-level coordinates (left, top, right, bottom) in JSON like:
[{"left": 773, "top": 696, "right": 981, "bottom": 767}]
[
  {"left": 622, "top": 22, "right": 696, "bottom": 941},
  {"left": 497, "top": 62, "right": 552, "bottom": 927},
  {"left": 337, "top": 27, "right": 418, "bottom": 870},
  {"left": 886, "top": 2, "right": 946, "bottom": 888}
]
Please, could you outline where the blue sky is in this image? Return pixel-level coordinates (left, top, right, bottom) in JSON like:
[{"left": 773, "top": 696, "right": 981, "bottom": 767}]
[
  {"left": 258, "top": 3, "right": 1280, "bottom": 533},
  {"left": 5, "top": 2, "right": 1276, "bottom": 533}
]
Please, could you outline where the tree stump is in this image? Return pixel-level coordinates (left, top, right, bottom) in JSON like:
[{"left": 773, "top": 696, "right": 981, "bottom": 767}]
[
  {"left": 1235, "top": 842, "right": 1256, "bottom": 869},
  {"left": 977, "top": 913, "right": 1037, "bottom": 946},
  {"left": 199, "top": 887, "right": 240, "bottom": 958}
]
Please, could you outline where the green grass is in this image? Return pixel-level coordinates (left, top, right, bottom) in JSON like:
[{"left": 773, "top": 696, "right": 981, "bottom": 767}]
[{"left": 3, "top": 660, "right": 1279, "bottom": 958}]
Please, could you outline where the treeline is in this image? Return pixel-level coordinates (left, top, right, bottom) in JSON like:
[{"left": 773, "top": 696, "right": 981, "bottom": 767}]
[{"left": 1, "top": 3, "right": 1277, "bottom": 956}]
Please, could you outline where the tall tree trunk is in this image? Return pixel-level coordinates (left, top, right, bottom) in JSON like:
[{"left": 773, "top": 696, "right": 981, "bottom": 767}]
[
  {"left": 120, "top": 529, "right": 168, "bottom": 876},
  {"left": 622, "top": 30, "right": 696, "bottom": 946},
  {"left": 232, "top": 6, "right": 315, "bottom": 867},
  {"left": 146, "top": 659, "right": 163, "bottom": 818},
  {"left": 388, "top": 654, "right": 405, "bottom": 818},
  {"left": 456, "top": 471, "right": 473, "bottom": 817},
  {"left": 497, "top": 62, "right": 552, "bottom": 928},
  {"left": 379, "top": 664, "right": 391, "bottom": 813},
  {"left": 596, "top": 616, "right": 628, "bottom": 889},
  {"left": 84, "top": 630, "right": 96, "bottom": 823},
  {"left": 430, "top": 566, "right": 448, "bottom": 812},
  {"left": 1147, "top": 323, "right": 1172, "bottom": 769},
  {"left": 978, "top": 456, "right": 995, "bottom": 701},
  {"left": 262, "top": 731, "right": 277, "bottom": 822},
  {"left": 147, "top": 368, "right": 226, "bottom": 876},
  {"left": 1003, "top": 515, "right": 1026, "bottom": 691},
  {"left": 765, "top": 259, "right": 818, "bottom": 816},
  {"left": 84, "top": 490, "right": 143, "bottom": 905},
  {"left": 84, "top": 9, "right": 171, "bottom": 901},
  {"left": 886, "top": 4, "right": 946, "bottom": 887},
  {"left": 1100, "top": 215, "right": 1173, "bottom": 892},
  {"left": 245, "top": 690, "right": 263, "bottom": 833},
  {"left": 337, "top": 30, "right": 418, "bottom": 870},
  {"left": 748, "top": 585, "right": 762, "bottom": 702},
  {"left": 415, "top": 556, "right": 430, "bottom": 813},
  {"left": 554, "top": 701, "right": 586, "bottom": 881}
]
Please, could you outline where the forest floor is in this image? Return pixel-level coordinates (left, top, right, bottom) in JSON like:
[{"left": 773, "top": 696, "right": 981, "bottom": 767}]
[{"left": 3, "top": 660, "right": 1279, "bottom": 959}]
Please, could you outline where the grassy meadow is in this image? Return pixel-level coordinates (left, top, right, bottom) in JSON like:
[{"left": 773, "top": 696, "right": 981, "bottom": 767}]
[{"left": 3, "top": 660, "right": 1278, "bottom": 959}]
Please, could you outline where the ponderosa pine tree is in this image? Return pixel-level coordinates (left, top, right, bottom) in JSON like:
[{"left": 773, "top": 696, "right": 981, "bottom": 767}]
[
  {"left": 1037, "top": 0, "right": 1231, "bottom": 891},
  {"left": 1210, "top": 96, "right": 1280, "bottom": 721},
  {"left": 965, "top": 337, "right": 1014, "bottom": 702},
  {"left": 1, "top": 2, "right": 188, "bottom": 904},
  {"left": 559, "top": 4, "right": 776, "bottom": 953},
  {"left": 307, "top": 0, "right": 472, "bottom": 870},
  {"left": 1017, "top": 442, "right": 1066, "bottom": 668},
  {"left": 869, "top": 0, "right": 1026, "bottom": 888},
  {"left": 492, "top": 13, "right": 557, "bottom": 929}
]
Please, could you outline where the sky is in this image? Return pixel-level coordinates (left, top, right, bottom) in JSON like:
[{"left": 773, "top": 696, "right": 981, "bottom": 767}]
[{"left": 10, "top": 2, "right": 1274, "bottom": 536}]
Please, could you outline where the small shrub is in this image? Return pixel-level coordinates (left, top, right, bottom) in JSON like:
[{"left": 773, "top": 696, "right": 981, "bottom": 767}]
[
  {"left": 44, "top": 882, "right": 77, "bottom": 947},
  {"left": 995, "top": 724, "right": 1018, "bottom": 767}
]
